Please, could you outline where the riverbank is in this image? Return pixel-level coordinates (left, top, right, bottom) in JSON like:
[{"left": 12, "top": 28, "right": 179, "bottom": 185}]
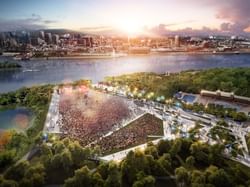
[
  {"left": 151, "top": 50, "right": 250, "bottom": 55},
  {"left": 19, "top": 51, "right": 250, "bottom": 60},
  {"left": 30, "top": 54, "right": 127, "bottom": 60},
  {"left": 29, "top": 51, "right": 250, "bottom": 60},
  {"left": 3, "top": 50, "right": 250, "bottom": 61}
]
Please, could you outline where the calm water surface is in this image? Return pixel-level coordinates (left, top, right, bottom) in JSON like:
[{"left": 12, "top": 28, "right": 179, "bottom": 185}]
[
  {"left": 1, "top": 54, "right": 250, "bottom": 93},
  {"left": 0, "top": 107, "right": 33, "bottom": 131}
]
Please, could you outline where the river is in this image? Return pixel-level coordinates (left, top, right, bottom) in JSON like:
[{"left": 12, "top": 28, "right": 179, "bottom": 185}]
[{"left": 1, "top": 54, "right": 250, "bottom": 93}]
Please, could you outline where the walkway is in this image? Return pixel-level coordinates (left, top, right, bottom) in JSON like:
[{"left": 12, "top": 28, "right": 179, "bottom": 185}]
[{"left": 43, "top": 88, "right": 61, "bottom": 134}]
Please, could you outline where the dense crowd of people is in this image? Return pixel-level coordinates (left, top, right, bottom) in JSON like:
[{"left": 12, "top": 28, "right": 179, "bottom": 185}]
[
  {"left": 58, "top": 89, "right": 143, "bottom": 146},
  {"left": 96, "top": 113, "right": 163, "bottom": 154}
]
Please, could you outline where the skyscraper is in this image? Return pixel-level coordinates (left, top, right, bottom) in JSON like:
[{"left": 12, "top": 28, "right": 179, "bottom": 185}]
[
  {"left": 175, "top": 35, "right": 180, "bottom": 47},
  {"left": 39, "top": 31, "right": 45, "bottom": 40},
  {"left": 52, "top": 34, "right": 60, "bottom": 45},
  {"left": 45, "top": 33, "right": 52, "bottom": 44}
]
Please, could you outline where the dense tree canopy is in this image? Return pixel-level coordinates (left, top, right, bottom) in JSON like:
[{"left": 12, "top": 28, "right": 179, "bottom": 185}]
[
  {"left": 1, "top": 137, "right": 250, "bottom": 187},
  {"left": 105, "top": 68, "right": 250, "bottom": 97},
  {"left": 0, "top": 85, "right": 53, "bottom": 171},
  {"left": 0, "top": 61, "right": 21, "bottom": 69}
]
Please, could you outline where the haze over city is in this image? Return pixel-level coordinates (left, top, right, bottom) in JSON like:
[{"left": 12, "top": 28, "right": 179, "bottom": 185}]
[{"left": 0, "top": 0, "right": 250, "bottom": 36}]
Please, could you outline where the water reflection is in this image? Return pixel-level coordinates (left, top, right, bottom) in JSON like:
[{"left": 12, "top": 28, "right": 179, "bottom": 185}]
[
  {"left": 0, "top": 108, "right": 33, "bottom": 131},
  {"left": 0, "top": 54, "right": 250, "bottom": 93}
]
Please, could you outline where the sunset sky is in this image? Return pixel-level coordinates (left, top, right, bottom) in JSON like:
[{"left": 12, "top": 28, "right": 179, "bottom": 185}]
[{"left": 0, "top": 0, "right": 249, "bottom": 35}]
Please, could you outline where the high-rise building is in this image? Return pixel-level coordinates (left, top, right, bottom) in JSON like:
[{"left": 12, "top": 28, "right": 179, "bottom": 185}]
[
  {"left": 175, "top": 35, "right": 180, "bottom": 47},
  {"left": 45, "top": 33, "right": 52, "bottom": 44},
  {"left": 86, "top": 36, "right": 94, "bottom": 47},
  {"left": 52, "top": 34, "right": 59, "bottom": 45},
  {"left": 31, "top": 37, "right": 44, "bottom": 46},
  {"left": 18, "top": 31, "right": 31, "bottom": 45},
  {"left": 9, "top": 38, "right": 18, "bottom": 47},
  {"left": 39, "top": 31, "right": 45, "bottom": 40},
  {"left": 0, "top": 33, "right": 6, "bottom": 47}
]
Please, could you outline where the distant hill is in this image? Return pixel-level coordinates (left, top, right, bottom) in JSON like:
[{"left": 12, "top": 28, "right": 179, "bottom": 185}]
[{"left": 42, "top": 29, "right": 83, "bottom": 34}]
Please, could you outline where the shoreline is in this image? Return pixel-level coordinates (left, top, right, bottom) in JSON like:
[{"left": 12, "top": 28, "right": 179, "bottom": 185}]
[
  {"left": 2, "top": 50, "right": 250, "bottom": 61},
  {"left": 30, "top": 51, "right": 250, "bottom": 60},
  {"left": 150, "top": 50, "right": 250, "bottom": 55},
  {"left": 30, "top": 55, "right": 126, "bottom": 60}
]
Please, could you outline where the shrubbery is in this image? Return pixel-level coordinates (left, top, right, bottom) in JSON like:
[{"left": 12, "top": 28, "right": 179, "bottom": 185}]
[
  {"left": 0, "top": 61, "right": 21, "bottom": 69},
  {"left": 1, "top": 138, "right": 250, "bottom": 187}
]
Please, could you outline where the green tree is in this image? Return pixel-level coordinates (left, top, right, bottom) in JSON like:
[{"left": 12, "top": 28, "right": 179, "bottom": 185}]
[
  {"left": 23, "top": 163, "right": 45, "bottom": 187},
  {"left": 157, "top": 140, "right": 171, "bottom": 156},
  {"left": 53, "top": 141, "right": 66, "bottom": 154},
  {"left": 0, "top": 179, "right": 18, "bottom": 187},
  {"left": 91, "top": 172, "right": 104, "bottom": 187},
  {"left": 207, "top": 168, "right": 232, "bottom": 187},
  {"left": 132, "top": 172, "right": 155, "bottom": 187},
  {"left": 169, "top": 139, "right": 182, "bottom": 157},
  {"left": 104, "top": 162, "right": 120, "bottom": 187},
  {"left": 233, "top": 112, "right": 247, "bottom": 122},
  {"left": 145, "top": 145, "right": 159, "bottom": 159},
  {"left": 217, "top": 120, "right": 228, "bottom": 127},
  {"left": 68, "top": 141, "right": 90, "bottom": 167},
  {"left": 191, "top": 170, "right": 205, "bottom": 185},
  {"left": 175, "top": 166, "right": 189, "bottom": 187},
  {"left": 208, "top": 144, "right": 224, "bottom": 165},
  {"left": 49, "top": 154, "right": 62, "bottom": 170},
  {"left": 4, "top": 161, "right": 29, "bottom": 181},
  {"left": 61, "top": 150, "right": 73, "bottom": 171},
  {"left": 186, "top": 156, "right": 195, "bottom": 168},
  {"left": 0, "top": 151, "right": 15, "bottom": 170},
  {"left": 157, "top": 153, "right": 172, "bottom": 174},
  {"left": 97, "top": 162, "right": 109, "bottom": 180},
  {"left": 190, "top": 142, "right": 209, "bottom": 165},
  {"left": 121, "top": 150, "right": 147, "bottom": 186},
  {"left": 64, "top": 166, "right": 92, "bottom": 187}
]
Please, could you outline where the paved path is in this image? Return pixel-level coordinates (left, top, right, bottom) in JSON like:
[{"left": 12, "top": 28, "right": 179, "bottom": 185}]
[{"left": 44, "top": 88, "right": 61, "bottom": 134}]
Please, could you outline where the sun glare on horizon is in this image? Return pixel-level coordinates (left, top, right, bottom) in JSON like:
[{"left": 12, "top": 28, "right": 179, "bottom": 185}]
[{"left": 116, "top": 19, "right": 144, "bottom": 35}]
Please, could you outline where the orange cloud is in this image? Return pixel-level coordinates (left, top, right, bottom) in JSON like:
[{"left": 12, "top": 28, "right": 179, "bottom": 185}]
[{"left": 244, "top": 26, "right": 250, "bottom": 32}]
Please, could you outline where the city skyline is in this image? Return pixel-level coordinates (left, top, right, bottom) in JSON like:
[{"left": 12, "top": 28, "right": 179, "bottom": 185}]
[{"left": 0, "top": 0, "right": 250, "bottom": 36}]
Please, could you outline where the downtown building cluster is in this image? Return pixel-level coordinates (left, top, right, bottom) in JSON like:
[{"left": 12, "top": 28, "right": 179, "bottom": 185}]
[{"left": 1, "top": 30, "right": 250, "bottom": 58}]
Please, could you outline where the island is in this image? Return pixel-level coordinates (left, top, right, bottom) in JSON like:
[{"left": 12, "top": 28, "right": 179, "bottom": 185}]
[{"left": 0, "top": 61, "right": 22, "bottom": 69}]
